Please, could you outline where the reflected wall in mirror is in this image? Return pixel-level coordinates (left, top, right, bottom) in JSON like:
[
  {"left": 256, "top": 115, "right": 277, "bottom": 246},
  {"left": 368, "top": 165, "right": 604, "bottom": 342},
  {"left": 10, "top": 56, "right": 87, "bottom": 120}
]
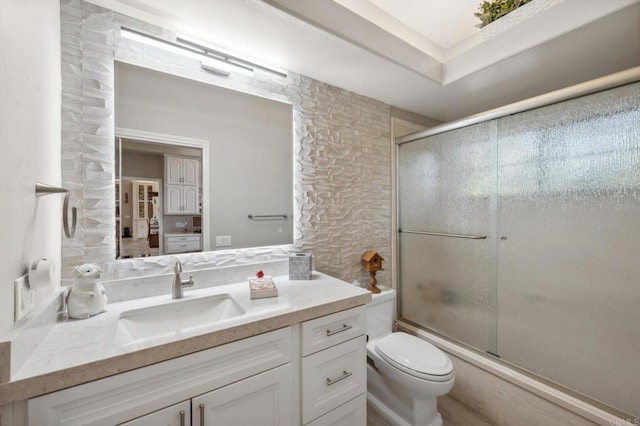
[{"left": 115, "top": 61, "right": 294, "bottom": 258}]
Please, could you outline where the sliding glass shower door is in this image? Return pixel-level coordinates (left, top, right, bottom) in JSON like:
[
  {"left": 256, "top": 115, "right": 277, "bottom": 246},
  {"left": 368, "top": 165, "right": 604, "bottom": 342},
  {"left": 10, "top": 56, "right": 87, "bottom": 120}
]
[
  {"left": 398, "top": 120, "right": 497, "bottom": 354},
  {"left": 397, "top": 81, "right": 640, "bottom": 417}
]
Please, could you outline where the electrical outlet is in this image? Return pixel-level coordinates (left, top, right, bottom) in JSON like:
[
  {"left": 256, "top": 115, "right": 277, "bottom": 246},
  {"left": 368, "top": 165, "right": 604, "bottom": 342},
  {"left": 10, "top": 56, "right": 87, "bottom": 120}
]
[
  {"left": 215, "top": 235, "right": 232, "bottom": 247},
  {"left": 14, "top": 274, "right": 35, "bottom": 322}
]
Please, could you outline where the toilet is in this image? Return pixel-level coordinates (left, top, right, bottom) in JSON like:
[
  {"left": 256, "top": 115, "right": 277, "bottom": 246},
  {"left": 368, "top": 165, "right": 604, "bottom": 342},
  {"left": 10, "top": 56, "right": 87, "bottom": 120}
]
[{"left": 366, "top": 288, "right": 454, "bottom": 426}]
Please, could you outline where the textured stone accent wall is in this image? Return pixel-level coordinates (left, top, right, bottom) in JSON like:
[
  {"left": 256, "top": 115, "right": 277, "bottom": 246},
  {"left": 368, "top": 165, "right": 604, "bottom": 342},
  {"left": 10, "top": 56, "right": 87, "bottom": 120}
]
[
  {"left": 61, "top": 0, "right": 116, "bottom": 283},
  {"left": 61, "top": 0, "right": 392, "bottom": 287}
]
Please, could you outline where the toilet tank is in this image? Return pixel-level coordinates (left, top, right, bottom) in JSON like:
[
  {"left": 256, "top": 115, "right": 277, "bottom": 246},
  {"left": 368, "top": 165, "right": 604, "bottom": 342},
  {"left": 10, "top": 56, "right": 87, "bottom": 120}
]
[{"left": 366, "top": 288, "right": 396, "bottom": 340}]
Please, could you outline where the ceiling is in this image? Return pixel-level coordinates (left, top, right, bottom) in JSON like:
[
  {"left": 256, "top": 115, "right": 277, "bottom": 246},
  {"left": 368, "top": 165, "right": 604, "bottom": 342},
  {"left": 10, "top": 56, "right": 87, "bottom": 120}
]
[
  {"left": 367, "top": 0, "right": 479, "bottom": 50},
  {"left": 88, "top": 0, "right": 640, "bottom": 122}
]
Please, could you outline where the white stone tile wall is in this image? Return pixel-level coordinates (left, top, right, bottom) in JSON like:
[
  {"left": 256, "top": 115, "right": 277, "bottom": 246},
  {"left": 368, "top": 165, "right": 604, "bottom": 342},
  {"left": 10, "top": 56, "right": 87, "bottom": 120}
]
[{"left": 61, "top": 0, "right": 392, "bottom": 288}]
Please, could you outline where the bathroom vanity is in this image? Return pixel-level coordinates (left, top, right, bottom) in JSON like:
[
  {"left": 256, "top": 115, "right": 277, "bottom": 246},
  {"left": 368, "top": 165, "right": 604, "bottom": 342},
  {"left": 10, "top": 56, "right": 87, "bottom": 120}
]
[{"left": 0, "top": 273, "right": 370, "bottom": 426}]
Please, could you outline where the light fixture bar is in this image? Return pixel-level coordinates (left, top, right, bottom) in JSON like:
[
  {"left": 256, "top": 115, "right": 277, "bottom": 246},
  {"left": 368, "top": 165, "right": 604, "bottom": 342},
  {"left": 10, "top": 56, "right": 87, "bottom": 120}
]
[
  {"left": 177, "top": 35, "right": 288, "bottom": 79},
  {"left": 121, "top": 27, "right": 249, "bottom": 76},
  {"left": 120, "top": 27, "right": 287, "bottom": 79}
]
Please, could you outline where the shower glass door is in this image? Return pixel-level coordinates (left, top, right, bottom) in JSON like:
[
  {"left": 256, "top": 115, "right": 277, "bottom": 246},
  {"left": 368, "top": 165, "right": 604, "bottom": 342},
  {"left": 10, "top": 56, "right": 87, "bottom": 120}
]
[
  {"left": 495, "top": 83, "right": 640, "bottom": 416},
  {"left": 397, "top": 81, "right": 640, "bottom": 417},
  {"left": 398, "top": 120, "right": 497, "bottom": 354}
]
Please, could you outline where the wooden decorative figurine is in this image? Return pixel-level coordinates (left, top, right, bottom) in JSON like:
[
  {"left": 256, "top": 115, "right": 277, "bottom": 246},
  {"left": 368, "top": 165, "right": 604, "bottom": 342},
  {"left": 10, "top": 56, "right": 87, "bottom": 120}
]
[{"left": 362, "top": 250, "right": 384, "bottom": 294}]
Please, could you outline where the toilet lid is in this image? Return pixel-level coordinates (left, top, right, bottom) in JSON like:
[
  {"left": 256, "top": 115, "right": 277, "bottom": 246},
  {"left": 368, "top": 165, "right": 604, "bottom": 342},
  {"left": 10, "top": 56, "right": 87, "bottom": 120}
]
[{"left": 375, "top": 332, "right": 453, "bottom": 381}]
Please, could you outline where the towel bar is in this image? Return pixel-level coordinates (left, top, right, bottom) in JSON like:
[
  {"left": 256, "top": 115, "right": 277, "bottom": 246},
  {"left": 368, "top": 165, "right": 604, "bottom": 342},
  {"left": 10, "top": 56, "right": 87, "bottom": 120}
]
[
  {"left": 248, "top": 214, "right": 289, "bottom": 220},
  {"left": 398, "top": 229, "right": 487, "bottom": 240}
]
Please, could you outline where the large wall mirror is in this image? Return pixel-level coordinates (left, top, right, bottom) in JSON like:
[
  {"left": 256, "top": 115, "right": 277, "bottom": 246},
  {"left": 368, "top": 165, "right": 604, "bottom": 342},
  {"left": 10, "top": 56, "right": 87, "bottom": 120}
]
[{"left": 114, "top": 62, "right": 293, "bottom": 259}]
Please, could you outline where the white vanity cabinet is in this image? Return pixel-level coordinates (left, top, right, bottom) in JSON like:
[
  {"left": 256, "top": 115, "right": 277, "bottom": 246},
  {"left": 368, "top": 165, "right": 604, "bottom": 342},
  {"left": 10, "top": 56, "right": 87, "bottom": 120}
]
[
  {"left": 27, "top": 328, "right": 293, "bottom": 426},
  {"left": 301, "top": 306, "right": 367, "bottom": 426},
  {"left": 27, "top": 307, "right": 368, "bottom": 426}
]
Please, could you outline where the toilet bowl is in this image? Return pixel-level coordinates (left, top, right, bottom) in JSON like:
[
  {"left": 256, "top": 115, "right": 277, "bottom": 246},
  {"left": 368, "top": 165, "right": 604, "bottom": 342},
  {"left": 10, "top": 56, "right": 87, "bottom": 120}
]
[{"left": 366, "top": 288, "right": 454, "bottom": 426}]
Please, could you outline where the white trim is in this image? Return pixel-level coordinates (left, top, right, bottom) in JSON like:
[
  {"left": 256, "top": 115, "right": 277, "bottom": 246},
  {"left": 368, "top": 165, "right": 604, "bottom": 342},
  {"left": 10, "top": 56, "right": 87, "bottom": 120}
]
[{"left": 116, "top": 127, "right": 211, "bottom": 252}]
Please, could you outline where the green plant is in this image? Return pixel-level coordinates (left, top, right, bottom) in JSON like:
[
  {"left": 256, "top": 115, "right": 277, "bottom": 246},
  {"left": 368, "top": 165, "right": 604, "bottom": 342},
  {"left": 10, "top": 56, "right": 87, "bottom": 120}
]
[{"left": 474, "top": 0, "right": 533, "bottom": 28}]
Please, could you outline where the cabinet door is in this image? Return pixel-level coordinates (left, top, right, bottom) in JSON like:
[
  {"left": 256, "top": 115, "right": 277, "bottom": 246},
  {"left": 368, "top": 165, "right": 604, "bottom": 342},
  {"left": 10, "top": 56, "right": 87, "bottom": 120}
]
[
  {"left": 306, "top": 394, "right": 366, "bottom": 426},
  {"left": 182, "top": 186, "right": 199, "bottom": 214},
  {"left": 182, "top": 158, "right": 200, "bottom": 186},
  {"left": 166, "top": 157, "right": 183, "bottom": 184},
  {"left": 118, "top": 400, "right": 190, "bottom": 426},
  {"left": 193, "top": 364, "right": 293, "bottom": 426},
  {"left": 165, "top": 185, "right": 184, "bottom": 214}
]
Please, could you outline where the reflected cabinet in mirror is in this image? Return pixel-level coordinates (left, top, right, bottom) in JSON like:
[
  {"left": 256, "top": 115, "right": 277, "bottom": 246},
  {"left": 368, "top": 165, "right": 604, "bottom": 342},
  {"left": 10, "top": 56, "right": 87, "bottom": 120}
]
[{"left": 114, "top": 62, "right": 293, "bottom": 259}]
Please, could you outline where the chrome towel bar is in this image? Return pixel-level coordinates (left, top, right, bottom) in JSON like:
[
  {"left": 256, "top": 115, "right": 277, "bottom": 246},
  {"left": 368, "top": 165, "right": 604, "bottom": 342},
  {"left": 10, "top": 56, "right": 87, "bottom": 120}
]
[
  {"left": 248, "top": 214, "right": 289, "bottom": 220},
  {"left": 36, "top": 182, "right": 77, "bottom": 238},
  {"left": 398, "top": 229, "right": 487, "bottom": 240}
]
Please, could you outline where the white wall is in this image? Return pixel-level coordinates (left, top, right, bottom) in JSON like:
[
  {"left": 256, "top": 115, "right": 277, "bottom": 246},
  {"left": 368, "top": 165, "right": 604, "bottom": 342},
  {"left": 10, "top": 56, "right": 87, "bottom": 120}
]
[{"left": 0, "top": 0, "right": 61, "bottom": 336}]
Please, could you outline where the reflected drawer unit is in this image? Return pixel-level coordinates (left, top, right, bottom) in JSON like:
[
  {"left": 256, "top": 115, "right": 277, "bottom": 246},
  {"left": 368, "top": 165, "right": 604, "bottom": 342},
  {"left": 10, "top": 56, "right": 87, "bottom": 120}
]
[{"left": 165, "top": 234, "right": 202, "bottom": 253}]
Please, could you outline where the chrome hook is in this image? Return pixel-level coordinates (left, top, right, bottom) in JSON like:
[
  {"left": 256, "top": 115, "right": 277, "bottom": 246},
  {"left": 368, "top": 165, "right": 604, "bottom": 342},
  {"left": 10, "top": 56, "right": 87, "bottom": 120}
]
[{"left": 36, "top": 182, "right": 77, "bottom": 238}]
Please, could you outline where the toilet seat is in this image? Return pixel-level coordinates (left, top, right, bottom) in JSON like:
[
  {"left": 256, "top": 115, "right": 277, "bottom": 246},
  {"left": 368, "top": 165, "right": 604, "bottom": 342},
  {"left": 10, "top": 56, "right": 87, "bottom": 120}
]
[{"left": 375, "top": 332, "right": 454, "bottom": 382}]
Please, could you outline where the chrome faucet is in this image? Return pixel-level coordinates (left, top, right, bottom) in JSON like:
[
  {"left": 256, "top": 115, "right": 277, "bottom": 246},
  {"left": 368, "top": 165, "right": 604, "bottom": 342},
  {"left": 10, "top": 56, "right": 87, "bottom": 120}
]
[{"left": 172, "top": 260, "right": 194, "bottom": 299}]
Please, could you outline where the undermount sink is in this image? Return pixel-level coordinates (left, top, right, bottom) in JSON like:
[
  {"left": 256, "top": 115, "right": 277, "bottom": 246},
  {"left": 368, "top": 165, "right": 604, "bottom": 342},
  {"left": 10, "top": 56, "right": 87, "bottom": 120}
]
[{"left": 113, "top": 294, "right": 246, "bottom": 348}]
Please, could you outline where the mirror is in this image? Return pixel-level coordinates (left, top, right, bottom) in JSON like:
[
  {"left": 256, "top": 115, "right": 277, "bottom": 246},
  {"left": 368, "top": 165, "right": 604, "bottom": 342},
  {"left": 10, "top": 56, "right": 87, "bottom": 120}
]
[{"left": 114, "top": 62, "right": 294, "bottom": 259}]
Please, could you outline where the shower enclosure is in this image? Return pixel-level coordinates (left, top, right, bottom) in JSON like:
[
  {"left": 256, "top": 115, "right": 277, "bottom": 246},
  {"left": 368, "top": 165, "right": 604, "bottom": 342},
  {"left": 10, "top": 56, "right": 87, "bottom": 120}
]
[{"left": 397, "top": 75, "right": 640, "bottom": 418}]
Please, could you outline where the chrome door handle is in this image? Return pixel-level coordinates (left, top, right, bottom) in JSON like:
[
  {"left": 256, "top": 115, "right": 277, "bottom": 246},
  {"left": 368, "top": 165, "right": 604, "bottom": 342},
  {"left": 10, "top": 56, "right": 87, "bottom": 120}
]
[
  {"left": 326, "top": 324, "right": 352, "bottom": 336},
  {"left": 199, "top": 403, "right": 205, "bottom": 426},
  {"left": 326, "top": 370, "right": 352, "bottom": 386},
  {"left": 179, "top": 410, "right": 185, "bottom": 426}
]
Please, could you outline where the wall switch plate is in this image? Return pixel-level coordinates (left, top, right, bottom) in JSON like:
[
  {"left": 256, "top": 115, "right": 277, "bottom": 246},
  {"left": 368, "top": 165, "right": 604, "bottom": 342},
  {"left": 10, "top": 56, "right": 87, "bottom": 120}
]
[
  {"left": 215, "top": 235, "right": 232, "bottom": 247},
  {"left": 14, "top": 274, "right": 35, "bottom": 322}
]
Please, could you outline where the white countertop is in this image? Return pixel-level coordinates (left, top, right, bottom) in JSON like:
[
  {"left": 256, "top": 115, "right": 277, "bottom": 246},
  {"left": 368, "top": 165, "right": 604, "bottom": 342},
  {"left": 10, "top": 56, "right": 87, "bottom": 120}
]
[{"left": 0, "top": 272, "right": 370, "bottom": 405}]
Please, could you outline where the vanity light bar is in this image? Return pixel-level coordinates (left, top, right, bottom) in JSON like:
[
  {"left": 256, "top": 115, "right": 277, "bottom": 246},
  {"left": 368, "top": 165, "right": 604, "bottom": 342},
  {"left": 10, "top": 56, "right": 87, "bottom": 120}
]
[
  {"left": 176, "top": 35, "right": 288, "bottom": 79},
  {"left": 120, "top": 27, "right": 287, "bottom": 79},
  {"left": 120, "top": 27, "right": 251, "bottom": 76}
]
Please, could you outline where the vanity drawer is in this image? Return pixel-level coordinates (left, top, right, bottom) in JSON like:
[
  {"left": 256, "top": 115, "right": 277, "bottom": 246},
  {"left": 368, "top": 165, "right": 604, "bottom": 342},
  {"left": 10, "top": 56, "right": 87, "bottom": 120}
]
[
  {"left": 301, "top": 335, "right": 367, "bottom": 424},
  {"left": 301, "top": 306, "right": 365, "bottom": 356}
]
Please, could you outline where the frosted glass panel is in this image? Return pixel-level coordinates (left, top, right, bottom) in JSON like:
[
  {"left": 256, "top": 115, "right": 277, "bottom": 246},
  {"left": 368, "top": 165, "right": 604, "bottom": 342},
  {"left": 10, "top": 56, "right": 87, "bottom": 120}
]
[
  {"left": 496, "top": 83, "right": 640, "bottom": 416},
  {"left": 398, "top": 121, "right": 497, "bottom": 352},
  {"left": 397, "top": 81, "right": 640, "bottom": 417}
]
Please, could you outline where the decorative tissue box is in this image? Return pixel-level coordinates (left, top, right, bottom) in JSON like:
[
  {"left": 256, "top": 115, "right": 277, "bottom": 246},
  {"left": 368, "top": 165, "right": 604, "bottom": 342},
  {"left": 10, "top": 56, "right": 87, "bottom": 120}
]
[
  {"left": 249, "top": 275, "right": 278, "bottom": 299},
  {"left": 289, "top": 253, "right": 312, "bottom": 280}
]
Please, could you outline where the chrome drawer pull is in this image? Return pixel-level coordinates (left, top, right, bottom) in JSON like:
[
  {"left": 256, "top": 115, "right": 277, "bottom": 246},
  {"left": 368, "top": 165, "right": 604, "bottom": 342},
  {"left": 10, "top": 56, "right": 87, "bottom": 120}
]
[
  {"left": 199, "top": 403, "right": 205, "bottom": 426},
  {"left": 326, "top": 324, "right": 352, "bottom": 336},
  {"left": 179, "top": 410, "right": 185, "bottom": 426},
  {"left": 326, "top": 370, "right": 352, "bottom": 386}
]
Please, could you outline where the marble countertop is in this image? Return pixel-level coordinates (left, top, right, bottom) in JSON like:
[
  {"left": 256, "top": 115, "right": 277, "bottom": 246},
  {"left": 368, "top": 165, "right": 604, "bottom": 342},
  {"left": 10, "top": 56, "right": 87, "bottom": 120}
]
[
  {"left": 164, "top": 232, "right": 202, "bottom": 236},
  {"left": 0, "top": 272, "right": 370, "bottom": 405}
]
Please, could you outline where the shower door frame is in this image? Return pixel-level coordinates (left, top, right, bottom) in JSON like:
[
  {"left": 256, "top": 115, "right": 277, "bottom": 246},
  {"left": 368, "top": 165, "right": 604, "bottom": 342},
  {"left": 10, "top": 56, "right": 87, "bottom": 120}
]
[{"left": 391, "top": 66, "right": 640, "bottom": 422}]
